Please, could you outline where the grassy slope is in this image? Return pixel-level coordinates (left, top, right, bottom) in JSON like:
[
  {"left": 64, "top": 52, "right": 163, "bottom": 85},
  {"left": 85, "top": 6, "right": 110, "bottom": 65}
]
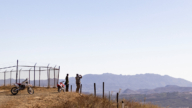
[
  {"left": 0, "top": 86, "right": 160, "bottom": 108},
  {"left": 120, "top": 92, "right": 192, "bottom": 107}
]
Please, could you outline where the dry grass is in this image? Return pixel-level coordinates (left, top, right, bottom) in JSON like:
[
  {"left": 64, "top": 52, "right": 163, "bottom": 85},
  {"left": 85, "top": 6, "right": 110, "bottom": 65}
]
[
  {"left": 55, "top": 94, "right": 161, "bottom": 108},
  {"left": 0, "top": 86, "right": 160, "bottom": 108}
]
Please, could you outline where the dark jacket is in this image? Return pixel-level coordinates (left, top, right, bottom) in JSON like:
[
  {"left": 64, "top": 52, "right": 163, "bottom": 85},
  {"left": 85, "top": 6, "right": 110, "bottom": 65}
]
[{"left": 65, "top": 76, "right": 69, "bottom": 85}]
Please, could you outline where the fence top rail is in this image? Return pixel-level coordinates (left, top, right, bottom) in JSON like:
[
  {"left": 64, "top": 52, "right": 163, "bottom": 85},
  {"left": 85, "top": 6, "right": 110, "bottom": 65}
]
[
  {"left": 0, "top": 64, "right": 60, "bottom": 73},
  {"left": 18, "top": 65, "right": 59, "bottom": 69},
  {"left": 0, "top": 66, "right": 16, "bottom": 70},
  {"left": 0, "top": 69, "right": 59, "bottom": 73},
  {"left": 0, "top": 65, "right": 59, "bottom": 69}
]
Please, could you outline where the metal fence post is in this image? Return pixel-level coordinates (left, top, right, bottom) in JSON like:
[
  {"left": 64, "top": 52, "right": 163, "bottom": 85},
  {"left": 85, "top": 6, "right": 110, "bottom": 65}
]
[
  {"left": 49, "top": 69, "right": 50, "bottom": 88},
  {"left": 19, "top": 69, "right": 22, "bottom": 83},
  {"left": 4, "top": 71, "right": 6, "bottom": 86},
  {"left": 109, "top": 91, "right": 110, "bottom": 108},
  {"left": 57, "top": 66, "right": 60, "bottom": 85},
  {"left": 54, "top": 66, "right": 56, "bottom": 87},
  {"left": 117, "top": 93, "right": 119, "bottom": 108},
  {"left": 39, "top": 67, "right": 41, "bottom": 87},
  {"left": 94, "top": 83, "right": 96, "bottom": 97},
  {"left": 47, "top": 64, "right": 49, "bottom": 88},
  {"left": 103, "top": 82, "right": 104, "bottom": 99},
  {"left": 29, "top": 68, "right": 31, "bottom": 84},
  {"left": 34, "top": 63, "right": 36, "bottom": 87},
  {"left": 10, "top": 70, "right": 12, "bottom": 85},
  {"left": 19, "top": 69, "right": 20, "bottom": 83},
  {"left": 16, "top": 60, "right": 18, "bottom": 83}
]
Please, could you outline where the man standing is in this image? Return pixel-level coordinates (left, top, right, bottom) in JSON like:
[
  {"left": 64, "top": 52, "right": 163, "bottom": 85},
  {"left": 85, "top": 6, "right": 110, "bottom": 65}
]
[
  {"left": 75, "top": 74, "right": 82, "bottom": 93},
  {"left": 65, "top": 74, "right": 69, "bottom": 92}
]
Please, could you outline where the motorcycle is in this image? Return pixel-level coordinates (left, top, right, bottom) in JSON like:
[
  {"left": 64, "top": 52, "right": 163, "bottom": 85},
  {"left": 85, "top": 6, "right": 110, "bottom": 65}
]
[
  {"left": 57, "top": 81, "right": 65, "bottom": 92},
  {"left": 11, "top": 79, "right": 34, "bottom": 95}
]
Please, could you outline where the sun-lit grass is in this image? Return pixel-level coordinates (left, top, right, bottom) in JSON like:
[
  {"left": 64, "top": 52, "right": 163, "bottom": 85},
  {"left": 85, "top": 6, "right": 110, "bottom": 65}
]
[{"left": 54, "top": 94, "right": 161, "bottom": 108}]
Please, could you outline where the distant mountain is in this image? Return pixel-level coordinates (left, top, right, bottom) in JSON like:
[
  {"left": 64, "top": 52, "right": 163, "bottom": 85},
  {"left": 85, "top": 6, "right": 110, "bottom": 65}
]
[
  {"left": 119, "top": 92, "right": 192, "bottom": 107},
  {"left": 122, "top": 88, "right": 139, "bottom": 94},
  {"left": 66, "top": 73, "right": 192, "bottom": 93},
  {"left": 2, "top": 73, "right": 192, "bottom": 94},
  {"left": 123, "top": 85, "right": 192, "bottom": 94}
]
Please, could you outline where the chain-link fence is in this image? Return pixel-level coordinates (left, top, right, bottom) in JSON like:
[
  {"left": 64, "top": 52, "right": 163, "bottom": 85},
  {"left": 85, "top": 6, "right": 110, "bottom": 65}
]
[{"left": 0, "top": 60, "right": 60, "bottom": 87}]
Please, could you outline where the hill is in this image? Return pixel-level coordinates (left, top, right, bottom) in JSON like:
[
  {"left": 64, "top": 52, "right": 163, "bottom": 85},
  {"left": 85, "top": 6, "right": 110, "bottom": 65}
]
[
  {"left": 121, "top": 85, "right": 192, "bottom": 107},
  {"left": 123, "top": 85, "right": 192, "bottom": 94},
  {"left": 119, "top": 92, "right": 192, "bottom": 107},
  {"left": 66, "top": 73, "right": 192, "bottom": 93},
  {"left": 0, "top": 86, "right": 160, "bottom": 108}
]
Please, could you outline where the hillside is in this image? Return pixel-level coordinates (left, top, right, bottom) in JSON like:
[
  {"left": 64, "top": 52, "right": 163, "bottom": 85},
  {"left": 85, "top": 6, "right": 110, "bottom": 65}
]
[
  {"left": 0, "top": 86, "right": 160, "bottom": 108},
  {"left": 123, "top": 85, "right": 192, "bottom": 94},
  {"left": 119, "top": 92, "right": 192, "bottom": 107},
  {"left": 66, "top": 73, "right": 192, "bottom": 93}
]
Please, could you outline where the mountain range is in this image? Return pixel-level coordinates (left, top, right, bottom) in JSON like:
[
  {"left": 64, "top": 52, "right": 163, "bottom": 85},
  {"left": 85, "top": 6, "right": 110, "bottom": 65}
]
[{"left": 66, "top": 73, "right": 192, "bottom": 93}]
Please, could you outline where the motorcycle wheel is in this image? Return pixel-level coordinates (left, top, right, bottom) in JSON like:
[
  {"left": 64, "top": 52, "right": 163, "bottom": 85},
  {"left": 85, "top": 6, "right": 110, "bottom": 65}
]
[
  {"left": 58, "top": 87, "right": 61, "bottom": 93},
  {"left": 27, "top": 87, "right": 34, "bottom": 94},
  {"left": 11, "top": 87, "right": 18, "bottom": 95}
]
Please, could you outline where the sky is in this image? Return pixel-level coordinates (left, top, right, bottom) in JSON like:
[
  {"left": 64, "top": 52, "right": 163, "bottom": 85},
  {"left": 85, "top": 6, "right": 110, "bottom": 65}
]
[{"left": 0, "top": 0, "right": 192, "bottom": 81}]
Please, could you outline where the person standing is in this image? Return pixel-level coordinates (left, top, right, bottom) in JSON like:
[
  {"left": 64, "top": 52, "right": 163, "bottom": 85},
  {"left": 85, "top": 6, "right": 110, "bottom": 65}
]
[
  {"left": 65, "top": 74, "right": 69, "bottom": 92},
  {"left": 75, "top": 74, "right": 82, "bottom": 93}
]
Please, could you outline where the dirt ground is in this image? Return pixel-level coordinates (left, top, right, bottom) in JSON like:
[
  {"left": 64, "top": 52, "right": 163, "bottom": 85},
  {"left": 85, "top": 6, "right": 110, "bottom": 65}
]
[
  {"left": 0, "top": 86, "right": 160, "bottom": 108},
  {"left": 0, "top": 86, "right": 80, "bottom": 108}
]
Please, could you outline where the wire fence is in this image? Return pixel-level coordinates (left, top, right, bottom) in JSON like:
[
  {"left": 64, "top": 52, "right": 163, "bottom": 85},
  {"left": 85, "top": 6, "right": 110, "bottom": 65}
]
[{"left": 0, "top": 60, "right": 60, "bottom": 87}]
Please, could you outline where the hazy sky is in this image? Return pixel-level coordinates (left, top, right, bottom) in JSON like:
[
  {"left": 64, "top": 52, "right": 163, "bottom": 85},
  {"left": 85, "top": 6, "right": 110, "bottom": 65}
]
[{"left": 0, "top": 0, "right": 192, "bottom": 81}]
